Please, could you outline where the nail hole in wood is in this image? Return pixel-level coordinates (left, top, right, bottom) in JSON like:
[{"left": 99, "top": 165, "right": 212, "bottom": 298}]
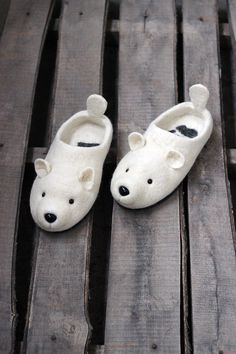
[
  {"left": 200, "top": 183, "right": 210, "bottom": 193},
  {"left": 199, "top": 17, "right": 204, "bottom": 22},
  {"left": 79, "top": 11, "right": 83, "bottom": 16},
  {"left": 69, "top": 324, "right": 75, "bottom": 333},
  {"left": 0, "top": 143, "right": 4, "bottom": 147},
  {"left": 26, "top": 11, "right": 30, "bottom": 16},
  {"left": 151, "top": 343, "right": 157, "bottom": 350},
  {"left": 51, "top": 334, "right": 57, "bottom": 341},
  {"left": 143, "top": 9, "right": 148, "bottom": 32}
]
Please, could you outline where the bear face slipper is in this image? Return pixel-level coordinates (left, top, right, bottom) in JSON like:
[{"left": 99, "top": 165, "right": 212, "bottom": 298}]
[
  {"left": 30, "top": 95, "right": 113, "bottom": 232},
  {"left": 111, "top": 84, "right": 213, "bottom": 209}
]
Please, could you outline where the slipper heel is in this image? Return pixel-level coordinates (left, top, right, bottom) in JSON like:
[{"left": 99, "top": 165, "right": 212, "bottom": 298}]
[
  {"left": 86, "top": 94, "right": 107, "bottom": 118},
  {"left": 189, "top": 84, "right": 209, "bottom": 112}
]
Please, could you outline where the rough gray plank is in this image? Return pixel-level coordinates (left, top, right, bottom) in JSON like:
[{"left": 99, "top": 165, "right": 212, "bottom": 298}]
[
  {"left": 183, "top": 0, "right": 236, "bottom": 353},
  {"left": 0, "top": 0, "right": 54, "bottom": 352},
  {"left": 104, "top": 1, "right": 181, "bottom": 353},
  {"left": 23, "top": 1, "right": 107, "bottom": 353}
]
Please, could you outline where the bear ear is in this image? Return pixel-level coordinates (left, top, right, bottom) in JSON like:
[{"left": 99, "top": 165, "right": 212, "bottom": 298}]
[
  {"left": 128, "top": 132, "right": 146, "bottom": 151},
  {"left": 189, "top": 84, "right": 209, "bottom": 111},
  {"left": 34, "top": 158, "right": 51, "bottom": 178},
  {"left": 166, "top": 150, "right": 185, "bottom": 169},
  {"left": 86, "top": 94, "right": 107, "bottom": 117},
  {"left": 79, "top": 167, "right": 95, "bottom": 190}
]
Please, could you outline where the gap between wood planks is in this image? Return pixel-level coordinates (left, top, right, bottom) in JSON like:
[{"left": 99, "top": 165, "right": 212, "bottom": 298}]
[
  {"left": 176, "top": 6, "right": 193, "bottom": 354},
  {"left": 14, "top": 2, "right": 61, "bottom": 348}
]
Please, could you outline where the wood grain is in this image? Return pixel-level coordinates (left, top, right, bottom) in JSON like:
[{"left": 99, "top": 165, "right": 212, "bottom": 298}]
[
  {"left": 104, "top": 1, "right": 181, "bottom": 353},
  {"left": 0, "top": 0, "right": 54, "bottom": 352},
  {"left": 23, "top": 0, "right": 107, "bottom": 353},
  {"left": 183, "top": 0, "right": 236, "bottom": 352}
]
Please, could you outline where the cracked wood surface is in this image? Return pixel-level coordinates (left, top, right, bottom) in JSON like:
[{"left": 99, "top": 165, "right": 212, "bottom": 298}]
[
  {"left": 0, "top": 0, "right": 54, "bottom": 351},
  {"left": 183, "top": 0, "right": 236, "bottom": 352},
  {"left": 23, "top": 1, "right": 107, "bottom": 353},
  {"left": 104, "top": 1, "right": 181, "bottom": 353}
]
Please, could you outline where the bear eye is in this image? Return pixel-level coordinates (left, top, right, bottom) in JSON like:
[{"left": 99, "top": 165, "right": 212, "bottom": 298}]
[
  {"left": 42, "top": 192, "right": 46, "bottom": 197},
  {"left": 69, "top": 199, "right": 74, "bottom": 204},
  {"left": 126, "top": 168, "right": 129, "bottom": 173},
  {"left": 147, "top": 179, "right": 153, "bottom": 184}
]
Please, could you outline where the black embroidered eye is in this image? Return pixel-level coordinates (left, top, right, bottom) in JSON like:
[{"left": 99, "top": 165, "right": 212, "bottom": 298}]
[
  {"left": 147, "top": 179, "right": 153, "bottom": 184},
  {"left": 69, "top": 199, "right": 74, "bottom": 204},
  {"left": 126, "top": 168, "right": 129, "bottom": 172},
  {"left": 42, "top": 192, "right": 46, "bottom": 197}
]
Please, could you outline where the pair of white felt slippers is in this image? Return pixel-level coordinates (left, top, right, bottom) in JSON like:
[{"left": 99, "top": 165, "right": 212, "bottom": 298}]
[{"left": 30, "top": 84, "right": 213, "bottom": 232}]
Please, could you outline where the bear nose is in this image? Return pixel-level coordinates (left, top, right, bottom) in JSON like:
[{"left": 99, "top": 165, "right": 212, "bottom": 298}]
[
  {"left": 44, "top": 213, "right": 57, "bottom": 223},
  {"left": 119, "top": 186, "right": 130, "bottom": 196}
]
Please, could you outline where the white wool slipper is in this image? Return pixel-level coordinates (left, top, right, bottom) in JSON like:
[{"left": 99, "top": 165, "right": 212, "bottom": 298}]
[
  {"left": 111, "top": 84, "right": 213, "bottom": 209},
  {"left": 30, "top": 95, "right": 113, "bottom": 232}
]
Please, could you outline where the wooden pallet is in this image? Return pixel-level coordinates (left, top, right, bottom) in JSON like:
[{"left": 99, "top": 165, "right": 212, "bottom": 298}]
[{"left": 1, "top": 0, "right": 236, "bottom": 353}]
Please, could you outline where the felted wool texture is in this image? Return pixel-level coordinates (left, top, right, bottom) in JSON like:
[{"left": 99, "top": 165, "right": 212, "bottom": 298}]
[
  {"left": 30, "top": 94, "right": 113, "bottom": 232},
  {"left": 111, "top": 84, "right": 213, "bottom": 209}
]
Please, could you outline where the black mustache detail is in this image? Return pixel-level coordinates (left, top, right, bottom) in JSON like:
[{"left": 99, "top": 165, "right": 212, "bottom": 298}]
[
  {"left": 77, "top": 142, "right": 100, "bottom": 147},
  {"left": 169, "top": 125, "right": 198, "bottom": 138}
]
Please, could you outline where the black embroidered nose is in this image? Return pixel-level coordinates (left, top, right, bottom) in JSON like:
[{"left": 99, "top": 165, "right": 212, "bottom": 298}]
[
  {"left": 119, "top": 186, "right": 130, "bottom": 196},
  {"left": 44, "top": 213, "right": 57, "bottom": 223}
]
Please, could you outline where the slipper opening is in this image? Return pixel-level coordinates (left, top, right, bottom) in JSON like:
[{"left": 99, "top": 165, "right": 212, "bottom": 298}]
[
  {"left": 156, "top": 107, "right": 206, "bottom": 139},
  {"left": 60, "top": 116, "right": 106, "bottom": 147}
]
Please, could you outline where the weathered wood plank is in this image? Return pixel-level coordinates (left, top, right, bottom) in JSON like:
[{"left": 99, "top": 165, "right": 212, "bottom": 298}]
[
  {"left": 0, "top": 0, "right": 54, "bottom": 352},
  {"left": 182, "top": 0, "right": 236, "bottom": 352},
  {"left": 23, "top": 1, "right": 107, "bottom": 353},
  {"left": 104, "top": 1, "right": 181, "bottom": 353}
]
